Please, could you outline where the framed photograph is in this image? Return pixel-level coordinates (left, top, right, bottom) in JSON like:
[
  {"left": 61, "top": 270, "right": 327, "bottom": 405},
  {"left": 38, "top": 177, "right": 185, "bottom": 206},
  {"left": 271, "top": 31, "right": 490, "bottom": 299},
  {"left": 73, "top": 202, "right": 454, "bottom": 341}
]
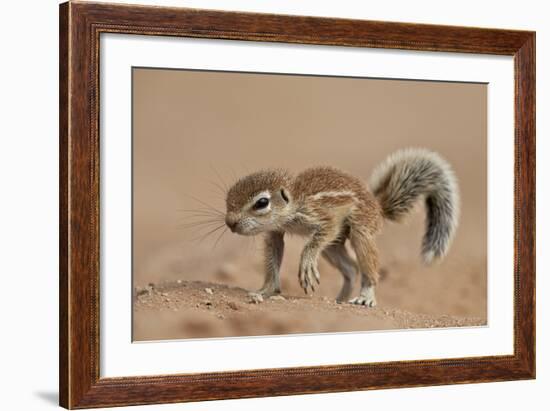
[{"left": 59, "top": 1, "right": 535, "bottom": 408}]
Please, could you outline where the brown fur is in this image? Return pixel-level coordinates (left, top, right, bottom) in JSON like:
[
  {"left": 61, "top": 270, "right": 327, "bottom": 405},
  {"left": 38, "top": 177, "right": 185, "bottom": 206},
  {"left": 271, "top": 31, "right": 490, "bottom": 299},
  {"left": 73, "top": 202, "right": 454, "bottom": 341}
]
[
  {"left": 225, "top": 166, "right": 383, "bottom": 305},
  {"left": 225, "top": 148, "right": 459, "bottom": 305}
]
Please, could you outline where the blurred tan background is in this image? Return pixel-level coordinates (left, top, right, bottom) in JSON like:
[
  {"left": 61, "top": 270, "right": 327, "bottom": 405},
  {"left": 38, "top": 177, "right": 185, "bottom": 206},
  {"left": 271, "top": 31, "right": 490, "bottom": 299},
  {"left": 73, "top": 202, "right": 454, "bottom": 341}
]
[{"left": 132, "top": 68, "right": 487, "bottom": 341}]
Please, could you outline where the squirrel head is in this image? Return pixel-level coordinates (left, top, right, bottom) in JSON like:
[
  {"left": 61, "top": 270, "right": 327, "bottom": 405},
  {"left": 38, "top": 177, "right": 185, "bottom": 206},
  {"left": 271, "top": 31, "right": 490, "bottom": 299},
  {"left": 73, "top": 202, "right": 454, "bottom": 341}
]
[{"left": 225, "top": 169, "right": 293, "bottom": 235}]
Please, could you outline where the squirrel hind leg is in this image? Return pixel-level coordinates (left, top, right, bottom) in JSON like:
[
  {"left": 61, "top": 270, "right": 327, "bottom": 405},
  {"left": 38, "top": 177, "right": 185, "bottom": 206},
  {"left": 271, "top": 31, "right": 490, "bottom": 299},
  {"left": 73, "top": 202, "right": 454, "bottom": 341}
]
[
  {"left": 322, "top": 243, "right": 357, "bottom": 303},
  {"left": 348, "top": 229, "right": 380, "bottom": 307}
]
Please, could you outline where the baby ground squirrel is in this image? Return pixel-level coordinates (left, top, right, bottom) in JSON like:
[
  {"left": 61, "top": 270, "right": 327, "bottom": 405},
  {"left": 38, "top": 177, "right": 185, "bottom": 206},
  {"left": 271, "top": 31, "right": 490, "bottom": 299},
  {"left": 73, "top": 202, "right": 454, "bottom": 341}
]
[{"left": 224, "top": 148, "right": 459, "bottom": 307}]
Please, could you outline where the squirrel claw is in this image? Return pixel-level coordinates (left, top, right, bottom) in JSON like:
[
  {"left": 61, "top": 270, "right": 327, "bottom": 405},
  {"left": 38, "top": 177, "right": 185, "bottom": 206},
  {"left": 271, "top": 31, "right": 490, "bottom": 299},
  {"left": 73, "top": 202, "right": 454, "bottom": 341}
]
[
  {"left": 349, "top": 296, "right": 377, "bottom": 307},
  {"left": 298, "top": 260, "right": 320, "bottom": 295}
]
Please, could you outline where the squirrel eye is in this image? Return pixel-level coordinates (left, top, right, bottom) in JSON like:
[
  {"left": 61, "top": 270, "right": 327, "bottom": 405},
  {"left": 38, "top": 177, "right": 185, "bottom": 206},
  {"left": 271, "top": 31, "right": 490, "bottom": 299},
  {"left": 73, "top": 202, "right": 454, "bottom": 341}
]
[{"left": 253, "top": 197, "right": 269, "bottom": 210}]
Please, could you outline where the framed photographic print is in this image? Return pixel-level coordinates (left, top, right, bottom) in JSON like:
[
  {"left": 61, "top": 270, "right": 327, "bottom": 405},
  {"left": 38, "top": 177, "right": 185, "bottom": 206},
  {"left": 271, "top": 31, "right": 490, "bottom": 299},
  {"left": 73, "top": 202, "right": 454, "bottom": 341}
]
[{"left": 59, "top": 1, "right": 535, "bottom": 408}]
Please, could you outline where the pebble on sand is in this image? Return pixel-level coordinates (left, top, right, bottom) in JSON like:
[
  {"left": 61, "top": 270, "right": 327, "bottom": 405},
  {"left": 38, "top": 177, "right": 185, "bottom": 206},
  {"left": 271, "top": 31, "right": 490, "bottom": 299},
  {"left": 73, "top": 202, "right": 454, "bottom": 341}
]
[
  {"left": 136, "top": 288, "right": 150, "bottom": 297},
  {"left": 227, "top": 301, "right": 239, "bottom": 310}
]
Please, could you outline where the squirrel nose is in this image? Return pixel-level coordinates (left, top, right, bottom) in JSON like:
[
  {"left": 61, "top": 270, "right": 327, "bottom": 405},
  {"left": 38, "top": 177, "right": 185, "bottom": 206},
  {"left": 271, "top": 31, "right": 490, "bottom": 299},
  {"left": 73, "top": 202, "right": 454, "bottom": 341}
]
[{"left": 225, "top": 215, "right": 238, "bottom": 232}]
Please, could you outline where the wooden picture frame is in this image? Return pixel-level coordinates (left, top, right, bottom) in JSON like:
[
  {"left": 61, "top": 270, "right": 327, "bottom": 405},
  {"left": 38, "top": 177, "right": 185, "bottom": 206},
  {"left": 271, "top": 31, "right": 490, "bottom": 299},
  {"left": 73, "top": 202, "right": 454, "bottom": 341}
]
[{"left": 59, "top": 1, "right": 535, "bottom": 408}]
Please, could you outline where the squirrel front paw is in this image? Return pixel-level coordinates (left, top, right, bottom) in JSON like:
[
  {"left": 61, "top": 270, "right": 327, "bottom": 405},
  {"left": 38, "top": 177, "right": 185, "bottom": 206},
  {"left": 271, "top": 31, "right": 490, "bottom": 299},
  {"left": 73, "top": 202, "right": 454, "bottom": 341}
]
[{"left": 298, "top": 258, "right": 320, "bottom": 294}]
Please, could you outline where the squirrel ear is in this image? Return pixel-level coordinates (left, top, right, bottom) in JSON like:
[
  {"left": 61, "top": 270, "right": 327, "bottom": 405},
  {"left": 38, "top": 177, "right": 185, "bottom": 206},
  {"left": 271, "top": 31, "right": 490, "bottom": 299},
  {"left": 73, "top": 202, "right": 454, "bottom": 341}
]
[{"left": 280, "top": 188, "right": 290, "bottom": 203}]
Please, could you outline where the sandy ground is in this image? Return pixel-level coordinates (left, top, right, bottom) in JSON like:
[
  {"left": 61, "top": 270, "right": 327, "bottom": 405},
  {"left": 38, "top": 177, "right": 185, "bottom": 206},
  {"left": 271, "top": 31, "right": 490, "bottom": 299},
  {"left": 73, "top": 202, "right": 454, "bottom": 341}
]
[
  {"left": 132, "top": 69, "right": 488, "bottom": 341},
  {"left": 133, "top": 279, "right": 485, "bottom": 341}
]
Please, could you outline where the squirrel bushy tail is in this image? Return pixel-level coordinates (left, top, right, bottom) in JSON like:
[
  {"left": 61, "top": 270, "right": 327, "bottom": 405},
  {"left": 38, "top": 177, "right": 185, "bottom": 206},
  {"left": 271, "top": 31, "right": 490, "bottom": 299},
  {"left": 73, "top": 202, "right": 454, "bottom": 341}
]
[{"left": 369, "top": 148, "right": 460, "bottom": 263}]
